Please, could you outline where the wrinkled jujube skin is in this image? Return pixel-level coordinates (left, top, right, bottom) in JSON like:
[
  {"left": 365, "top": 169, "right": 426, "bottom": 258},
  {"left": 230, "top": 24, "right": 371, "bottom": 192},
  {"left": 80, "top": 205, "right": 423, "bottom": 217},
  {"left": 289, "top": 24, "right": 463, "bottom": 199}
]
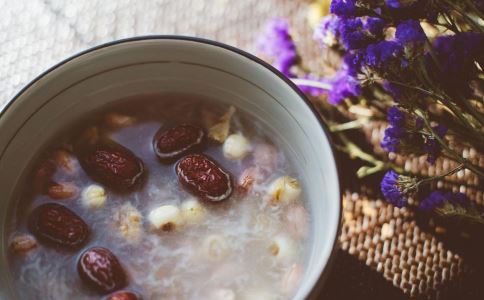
[
  {"left": 106, "top": 291, "right": 142, "bottom": 300},
  {"left": 176, "top": 154, "right": 233, "bottom": 202},
  {"left": 77, "top": 140, "right": 144, "bottom": 191},
  {"left": 77, "top": 247, "right": 127, "bottom": 294},
  {"left": 28, "top": 203, "right": 89, "bottom": 250},
  {"left": 153, "top": 124, "right": 204, "bottom": 161}
]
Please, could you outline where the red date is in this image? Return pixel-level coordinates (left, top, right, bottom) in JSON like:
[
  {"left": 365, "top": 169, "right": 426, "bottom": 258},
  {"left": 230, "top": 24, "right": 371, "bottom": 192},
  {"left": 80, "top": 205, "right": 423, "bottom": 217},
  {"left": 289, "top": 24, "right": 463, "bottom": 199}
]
[
  {"left": 153, "top": 124, "right": 204, "bottom": 161},
  {"left": 78, "top": 140, "right": 144, "bottom": 190},
  {"left": 106, "top": 291, "right": 142, "bottom": 300},
  {"left": 78, "top": 247, "right": 127, "bottom": 293},
  {"left": 176, "top": 154, "right": 232, "bottom": 202},
  {"left": 28, "top": 203, "right": 88, "bottom": 249}
]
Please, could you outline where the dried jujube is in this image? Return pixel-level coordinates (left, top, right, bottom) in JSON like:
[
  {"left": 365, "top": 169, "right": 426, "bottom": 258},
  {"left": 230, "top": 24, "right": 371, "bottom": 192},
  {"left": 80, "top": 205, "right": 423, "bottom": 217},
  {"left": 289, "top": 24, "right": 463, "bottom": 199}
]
[
  {"left": 28, "top": 203, "right": 89, "bottom": 249},
  {"left": 77, "top": 140, "right": 144, "bottom": 191},
  {"left": 153, "top": 124, "right": 204, "bottom": 161},
  {"left": 78, "top": 247, "right": 127, "bottom": 293},
  {"left": 176, "top": 154, "right": 233, "bottom": 202},
  {"left": 9, "top": 233, "right": 38, "bottom": 254}
]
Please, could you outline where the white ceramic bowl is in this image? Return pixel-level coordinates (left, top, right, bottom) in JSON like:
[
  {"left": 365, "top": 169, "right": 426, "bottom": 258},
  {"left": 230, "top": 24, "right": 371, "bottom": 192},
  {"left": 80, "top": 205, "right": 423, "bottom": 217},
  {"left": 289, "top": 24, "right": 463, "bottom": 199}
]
[{"left": 0, "top": 36, "right": 340, "bottom": 299}]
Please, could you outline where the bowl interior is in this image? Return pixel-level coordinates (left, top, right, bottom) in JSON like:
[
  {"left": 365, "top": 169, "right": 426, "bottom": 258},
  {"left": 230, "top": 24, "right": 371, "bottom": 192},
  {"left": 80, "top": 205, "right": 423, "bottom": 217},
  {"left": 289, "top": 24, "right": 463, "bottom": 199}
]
[{"left": 0, "top": 37, "right": 340, "bottom": 299}]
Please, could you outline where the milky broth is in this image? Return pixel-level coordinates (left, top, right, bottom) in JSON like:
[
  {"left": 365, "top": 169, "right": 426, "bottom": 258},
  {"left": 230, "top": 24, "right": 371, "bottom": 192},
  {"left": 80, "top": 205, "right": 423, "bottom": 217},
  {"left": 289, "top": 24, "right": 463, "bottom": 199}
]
[{"left": 7, "top": 94, "right": 310, "bottom": 300}]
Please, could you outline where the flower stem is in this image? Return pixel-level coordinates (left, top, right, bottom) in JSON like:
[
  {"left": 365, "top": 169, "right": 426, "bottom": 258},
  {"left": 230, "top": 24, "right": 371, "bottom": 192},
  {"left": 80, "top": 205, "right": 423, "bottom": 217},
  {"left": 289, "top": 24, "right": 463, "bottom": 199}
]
[
  {"left": 334, "top": 131, "right": 402, "bottom": 177},
  {"left": 290, "top": 78, "right": 332, "bottom": 90},
  {"left": 415, "top": 109, "right": 484, "bottom": 178},
  {"left": 465, "top": 0, "right": 484, "bottom": 21},
  {"left": 416, "top": 57, "right": 483, "bottom": 131},
  {"left": 442, "top": 0, "right": 484, "bottom": 33},
  {"left": 437, "top": 13, "right": 460, "bottom": 32},
  {"left": 387, "top": 79, "right": 479, "bottom": 133},
  {"left": 460, "top": 97, "right": 484, "bottom": 127},
  {"left": 417, "top": 164, "right": 464, "bottom": 187},
  {"left": 356, "top": 164, "right": 387, "bottom": 178},
  {"left": 435, "top": 204, "right": 484, "bottom": 225},
  {"left": 459, "top": 214, "right": 484, "bottom": 225},
  {"left": 434, "top": 112, "right": 484, "bottom": 152},
  {"left": 329, "top": 118, "right": 370, "bottom": 132},
  {"left": 386, "top": 80, "right": 437, "bottom": 98}
]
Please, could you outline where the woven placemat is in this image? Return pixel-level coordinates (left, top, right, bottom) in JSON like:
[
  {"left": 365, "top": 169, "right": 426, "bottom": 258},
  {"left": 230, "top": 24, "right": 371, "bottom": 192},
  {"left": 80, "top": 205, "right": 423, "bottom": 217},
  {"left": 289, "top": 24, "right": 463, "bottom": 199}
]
[
  {"left": 1, "top": 1, "right": 483, "bottom": 299},
  {"left": 339, "top": 122, "right": 483, "bottom": 299}
]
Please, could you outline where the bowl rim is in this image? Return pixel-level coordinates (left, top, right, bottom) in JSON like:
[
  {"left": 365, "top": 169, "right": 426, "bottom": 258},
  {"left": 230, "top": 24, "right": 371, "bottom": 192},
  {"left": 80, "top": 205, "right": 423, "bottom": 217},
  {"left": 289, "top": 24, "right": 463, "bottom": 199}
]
[{"left": 0, "top": 35, "right": 342, "bottom": 298}]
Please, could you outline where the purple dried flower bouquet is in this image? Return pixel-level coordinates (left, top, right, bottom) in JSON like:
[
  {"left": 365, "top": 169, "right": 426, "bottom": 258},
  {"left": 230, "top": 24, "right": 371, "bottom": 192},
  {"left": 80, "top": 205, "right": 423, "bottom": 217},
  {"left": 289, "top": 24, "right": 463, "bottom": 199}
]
[{"left": 256, "top": 0, "right": 484, "bottom": 225}]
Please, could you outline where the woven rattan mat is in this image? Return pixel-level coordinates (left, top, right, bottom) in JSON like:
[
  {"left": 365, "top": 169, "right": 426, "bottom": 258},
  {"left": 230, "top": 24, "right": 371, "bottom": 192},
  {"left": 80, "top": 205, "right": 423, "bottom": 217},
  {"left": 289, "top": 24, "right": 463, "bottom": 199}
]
[{"left": 1, "top": 1, "right": 483, "bottom": 299}]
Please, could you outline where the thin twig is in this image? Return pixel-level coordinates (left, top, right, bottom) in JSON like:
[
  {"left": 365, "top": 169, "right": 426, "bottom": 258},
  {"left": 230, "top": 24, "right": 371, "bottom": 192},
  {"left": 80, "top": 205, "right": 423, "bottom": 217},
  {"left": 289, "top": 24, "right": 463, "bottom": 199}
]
[
  {"left": 415, "top": 109, "right": 484, "bottom": 178},
  {"left": 329, "top": 118, "right": 370, "bottom": 132},
  {"left": 465, "top": 0, "right": 484, "bottom": 20},
  {"left": 334, "top": 131, "right": 403, "bottom": 177},
  {"left": 290, "top": 78, "right": 332, "bottom": 90},
  {"left": 388, "top": 79, "right": 479, "bottom": 133},
  {"left": 417, "top": 164, "right": 465, "bottom": 186}
]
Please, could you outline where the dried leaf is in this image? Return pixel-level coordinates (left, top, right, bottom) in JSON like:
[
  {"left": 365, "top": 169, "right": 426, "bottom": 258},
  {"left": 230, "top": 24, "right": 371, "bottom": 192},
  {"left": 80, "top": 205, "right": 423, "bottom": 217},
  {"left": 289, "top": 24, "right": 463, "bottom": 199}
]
[{"left": 208, "top": 106, "right": 236, "bottom": 142}]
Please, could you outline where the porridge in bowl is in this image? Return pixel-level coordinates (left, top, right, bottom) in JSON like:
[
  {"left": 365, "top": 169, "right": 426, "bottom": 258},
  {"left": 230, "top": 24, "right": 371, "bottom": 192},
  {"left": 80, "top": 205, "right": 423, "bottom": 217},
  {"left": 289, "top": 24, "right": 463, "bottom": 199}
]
[{"left": 7, "top": 94, "right": 311, "bottom": 300}]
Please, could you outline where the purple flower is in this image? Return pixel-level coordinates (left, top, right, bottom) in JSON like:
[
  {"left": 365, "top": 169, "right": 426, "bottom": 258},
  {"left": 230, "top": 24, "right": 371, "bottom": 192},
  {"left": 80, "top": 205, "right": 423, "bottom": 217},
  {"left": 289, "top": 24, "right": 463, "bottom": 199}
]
[
  {"left": 420, "top": 190, "right": 468, "bottom": 212},
  {"left": 387, "top": 106, "right": 405, "bottom": 127},
  {"left": 381, "top": 108, "right": 407, "bottom": 152},
  {"left": 395, "top": 19, "right": 426, "bottom": 47},
  {"left": 327, "top": 68, "right": 362, "bottom": 104},
  {"left": 330, "top": 0, "right": 359, "bottom": 17},
  {"left": 428, "top": 33, "right": 484, "bottom": 95},
  {"left": 382, "top": 81, "right": 402, "bottom": 100},
  {"left": 365, "top": 17, "right": 386, "bottom": 34},
  {"left": 296, "top": 65, "right": 362, "bottom": 104},
  {"left": 381, "top": 107, "right": 447, "bottom": 163},
  {"left": 433, "top": 124, "right": 447, "bottom": 137},
  {"left": 420, "top": 191, "right": 484, "bottom": 223},
  {"left": 343, "top": 51, "right": 365, "bottom": 76},
  {"left": 381, "top": 170, "right": 417, "bottom": 208},
  {"left": 365, "top": 41, "right": 407, "bottom": 73},
  {"left": 314, "top": 15, "right": 344, "bottom": 48},
  {"left": 423, "top": 124, "right": 448, "bottom": 164},
  {"left": 381, "top": 126, "right": 405, "bottom": 152},
  {"left": 314, "top": 15, "right": 385, "bottom": 50},
  {"left": 340, "top": 17, "right": 386, "bottom": 50},
  {"left": 256, "top": 19, "right": 298, "bottom": 77},
  {"left": 380, "top": 109, "right": 425, "bottom": 154}
]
